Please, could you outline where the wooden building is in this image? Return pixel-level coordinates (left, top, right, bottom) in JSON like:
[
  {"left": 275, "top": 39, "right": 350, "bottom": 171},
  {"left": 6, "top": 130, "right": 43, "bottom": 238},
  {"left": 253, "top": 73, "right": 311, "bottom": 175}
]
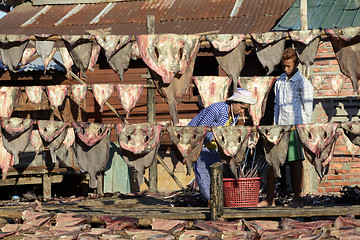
[{"left": 0, "top": 0, "right": 358, "bottom": 198}]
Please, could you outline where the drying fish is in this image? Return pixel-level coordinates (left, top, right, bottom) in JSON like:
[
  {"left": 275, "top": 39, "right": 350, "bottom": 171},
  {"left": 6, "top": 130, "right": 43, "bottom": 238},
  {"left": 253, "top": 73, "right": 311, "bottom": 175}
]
[
  {"left": 1, "top": 117, "right": 34, "bottom": 165},
  {"left": 193, "top": 76, "right": 232, "bottom": 108},
  {"left": 289, "top": 30, "right": 320, "bottom": 75},
  {"left": 328, "top": 75, "right": 346, "bottom": 96},
  {"left": 212, "top": 126, "right": 252, "bottom": 177},
  {"left": 296, "top": 122, "right": 338, "bottom": 178},
  {"left": 62, "top": 35, "right": 92, "bottom": 77},
  {"left": 116, "top": 123, "right": 163, "bottom": 155},
  {"left": 136, "top": 34, "right": 200, "bottom": 84},
  {"left": 20, "top": 43, "right": 36, "bottom": 66},
  {"left": 239, "top": 76, "right": 276, "bottom": 126},
  {"left": 116, "top": 123, "right": 163, "bottom": 185},
  {"left": 91, "top": 84, "right": 114, "bottom": 112},
  {"left": 340, "top": 121, "right": 360, "bottom": 146},
  {"left": 30, "top": 130, "right": 43, "bottom": 154},
  {"left": 70, "top": 84, "right": 87, "bottom": 106},
  {"left": 72, "top": 122, "right": 110, "bottom": 147},
  {"left": 35, "top": 38, "right": 56, "bottom": 73},
  {"left": 0, "top": 34, "right": 29, "bottom": 71},
  {"left": 152, "top": 53, "right": 197, "bottom": 126},
  {"left": 116, "top": 84, "right": 143, "bottom": 118},
  {"left": 206, "top": 34, "right": 246, "bottom": 90},
  {"left": 46, "top": 85, "right": 68, "bottom": 110},
  {"left": 167, "top": 126, "right": 210, "bottom": 175},
  {"left": 341, "top": 129, "right": 360, "bottom": 159},
  {"left": 88, "top": 42, "right": 101, "bottom": 71},
  {"left": 0, "top": 133, "right": 14, "bottom": 181},
  {"left": 325, "top": 27, "right": 360, "bottom": 94},
  {"left": 72, "top": 122, "right": 111, "bottom": 188},
  {"left": 56, "top": 127, "right": 75, "bottom": 164},
  {"left": 25, "top": 86, "right": 44, "bottom": 105},
  {"left": 0, "top": 87, "right": 20, "bottom": 117},
  {"left": 257, "top": 125, "right": 292, "bottom": 178},
  {"left": 95, "top": 34, "right": 131, "bottom": 60},
  {"left": 250, "top": 31, "right": 286, "bottom": 75},
  {"left": 206, "top": 34, "right": 246, "bottom": 52},
  {"left": 37, "top": 120, "right": 68, "bottom": 164},
  {"left": 309, "top": 75, "right": 326, "bottom": 92},
  {"left": 108, "top": 42, "right": 133, "bottom": 81},
  {"left": 59, "top": 46, "right": 74, "bottom": 78}
]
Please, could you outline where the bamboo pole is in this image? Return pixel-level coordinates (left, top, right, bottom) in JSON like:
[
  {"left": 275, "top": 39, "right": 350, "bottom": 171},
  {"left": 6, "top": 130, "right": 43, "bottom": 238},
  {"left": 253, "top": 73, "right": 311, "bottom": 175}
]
[{"left": 156, "top": 154, "right": 185, "bottom": 190}]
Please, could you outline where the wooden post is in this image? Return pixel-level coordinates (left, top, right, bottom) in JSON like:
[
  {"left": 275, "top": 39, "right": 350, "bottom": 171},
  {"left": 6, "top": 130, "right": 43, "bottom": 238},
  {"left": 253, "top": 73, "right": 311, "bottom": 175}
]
[
  {"left": 300, "top": 0, "right": 308, "bottom": 31},
  {"left": 299, "top": 0, "right": 314, "bottom": 195},
  {"left": 42, "top": 173, "right": 51, "bottom": 200},
  {"left": 146, "top": 15, "right": 157, "bottom": 192},
  {"left": 210, "top": 162, "right": 224, "bottom": 221}
]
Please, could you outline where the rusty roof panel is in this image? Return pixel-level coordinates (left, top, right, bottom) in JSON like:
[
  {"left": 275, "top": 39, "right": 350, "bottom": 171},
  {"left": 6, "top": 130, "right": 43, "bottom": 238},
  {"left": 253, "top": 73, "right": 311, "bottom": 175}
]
[{"left": 0, "top": 0, "right": 295, "bottom": 35}]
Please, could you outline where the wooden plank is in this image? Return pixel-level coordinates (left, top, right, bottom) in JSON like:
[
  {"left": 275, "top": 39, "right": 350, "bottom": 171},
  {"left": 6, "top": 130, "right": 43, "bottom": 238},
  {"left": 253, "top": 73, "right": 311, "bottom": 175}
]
[
  {"left": 0, "top": 175, "right": 63, "bottom": 186},
  {"left": 222, "top": 205, "right": 360, "bottom": 219}
]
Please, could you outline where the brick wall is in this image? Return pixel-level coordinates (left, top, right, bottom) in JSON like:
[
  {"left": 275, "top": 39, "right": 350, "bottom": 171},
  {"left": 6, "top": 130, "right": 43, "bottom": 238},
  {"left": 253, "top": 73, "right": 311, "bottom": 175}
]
[{"left": 310, "top": 40, "right": 360, "bottom": 194}]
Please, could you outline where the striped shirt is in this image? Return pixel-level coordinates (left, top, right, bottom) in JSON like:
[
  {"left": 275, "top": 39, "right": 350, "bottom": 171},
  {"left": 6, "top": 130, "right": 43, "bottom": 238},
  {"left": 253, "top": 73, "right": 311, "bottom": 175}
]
[
  {"left": 274, "top": 70, "right": 314, "bottom": 125},
  {"left": 188, "top": 102, "right": 239, "bottom": 142}
]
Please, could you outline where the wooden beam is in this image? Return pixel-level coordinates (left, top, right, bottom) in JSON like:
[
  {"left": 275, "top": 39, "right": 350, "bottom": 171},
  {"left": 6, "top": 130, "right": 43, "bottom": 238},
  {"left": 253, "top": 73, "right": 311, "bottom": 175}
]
[
  {"left": 146, "top": 15, "right": 158, "bottom": 193},
  {"left": 210, "top": 162, "right": 224, "bottom": 221},
  {"left": 0, "top": 175, "right": 63, "bottom": 186}
]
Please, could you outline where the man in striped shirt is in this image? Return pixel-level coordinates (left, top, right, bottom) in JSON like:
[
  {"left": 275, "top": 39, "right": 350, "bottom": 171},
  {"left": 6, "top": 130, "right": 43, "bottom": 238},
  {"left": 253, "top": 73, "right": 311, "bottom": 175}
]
[
  {"left": 188, "top": 88, "right": 256, "bottom": 203},
  {"left": 258, "top": 47, "right": 314, "bottom": 207}
]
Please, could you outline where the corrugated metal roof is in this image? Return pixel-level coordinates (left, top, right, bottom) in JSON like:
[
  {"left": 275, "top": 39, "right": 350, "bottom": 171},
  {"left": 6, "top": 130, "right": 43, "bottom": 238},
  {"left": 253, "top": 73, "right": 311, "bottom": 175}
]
[
  {"left": 0, "top": 0, "right": 295, "bottom": 35},
  {"left": 273, "top": 0, "right": 360, "bottom": 31}
]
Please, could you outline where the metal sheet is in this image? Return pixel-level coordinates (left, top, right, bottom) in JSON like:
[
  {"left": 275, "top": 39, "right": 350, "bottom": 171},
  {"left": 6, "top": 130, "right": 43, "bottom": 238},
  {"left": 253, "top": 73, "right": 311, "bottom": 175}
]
[
  {"left": 273, "top": 0, "right": 360, "bottom": 31},
  {"left": 103, "top": 142, "right": 131, "bottom": 194},
  {"left": 0, "top": 0, "right": 295, "bottom": 35}
]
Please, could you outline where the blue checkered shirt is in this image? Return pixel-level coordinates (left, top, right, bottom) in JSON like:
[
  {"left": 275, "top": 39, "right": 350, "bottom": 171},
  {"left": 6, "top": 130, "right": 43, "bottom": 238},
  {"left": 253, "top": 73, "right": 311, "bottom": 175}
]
[
  {"left": 188, "top": 102, "right": 239, "bottom": 143},
  {"left": 274, "top": 70, "right": 314, "bottom": 125}
]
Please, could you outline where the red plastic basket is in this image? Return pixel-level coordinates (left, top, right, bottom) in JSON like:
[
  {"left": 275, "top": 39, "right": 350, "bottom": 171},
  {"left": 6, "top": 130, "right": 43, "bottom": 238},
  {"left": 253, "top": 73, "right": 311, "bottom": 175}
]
[{"left": 223, "top": 177, "right": 260, "bottom": 207}]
